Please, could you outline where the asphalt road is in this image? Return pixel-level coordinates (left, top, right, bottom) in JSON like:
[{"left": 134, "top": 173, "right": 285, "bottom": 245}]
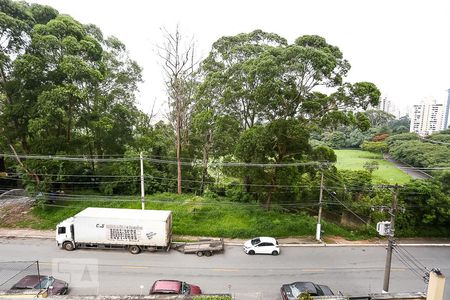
[{"left": 0, "top": 238, "right": 449, "bottom": 299}]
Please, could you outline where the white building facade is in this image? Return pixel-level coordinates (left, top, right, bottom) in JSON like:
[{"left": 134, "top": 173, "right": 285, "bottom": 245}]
[{"left": 410, "top": 99, "right": 446, "bottom": 136}]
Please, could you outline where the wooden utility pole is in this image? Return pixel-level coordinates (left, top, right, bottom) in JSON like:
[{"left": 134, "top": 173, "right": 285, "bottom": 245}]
[
  {"left": 383, "top": 184, "right": 399, "bottom": 292},
  {"left": 316, "top": 170, "right": 324, "bottom": 241}
]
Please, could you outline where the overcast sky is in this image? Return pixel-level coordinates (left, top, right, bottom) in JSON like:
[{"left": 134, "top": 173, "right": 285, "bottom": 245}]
[{"left": 27, "top": 0, "right": 450, "bottom": 118}]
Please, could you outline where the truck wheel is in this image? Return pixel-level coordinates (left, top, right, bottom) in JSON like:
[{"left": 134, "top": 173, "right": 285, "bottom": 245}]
[
  {"left": 248, "top": 250, "right": 255, "bottom": 255},
  {"left": 128, "top": 245, "right": 141, "bottom": 254},
  {"left": 205, "top": 251, "right": 212, "bottom": 257},
  {"left": 196, "top": 251, "right": 204, "bottom": 257},
  {"left": 272, "top": 250, "right": 279, "bottom": 256},
  {"left": 63, "top": 242, "right": 74, "bottom": 251}
]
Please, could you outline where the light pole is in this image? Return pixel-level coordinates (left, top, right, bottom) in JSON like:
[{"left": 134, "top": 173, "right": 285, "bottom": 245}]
[{"left": 316, "top": 170, "right": 324, "bottom": 241}]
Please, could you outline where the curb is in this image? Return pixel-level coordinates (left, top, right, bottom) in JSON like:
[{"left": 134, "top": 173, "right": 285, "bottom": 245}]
[
  {"left": 0, "top": 234, "right": 450, "bottom": 248},
  {"left": 225, "top": 242, "right": 450, "bottom": 247},
  {"left": 2, "top": 235, "right": 449, "bottom": 247}
]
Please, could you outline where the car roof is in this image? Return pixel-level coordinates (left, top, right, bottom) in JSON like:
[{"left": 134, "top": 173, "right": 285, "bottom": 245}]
[
  {"left": 152, "top": 280, "right": 182, "bottom": 293},
  {"left": 255, "top": 237, "right": 277, "bottom": 243},
  {"left": 283, "top": 281, "right": 333, "bottom": 296},
  {"left": 12, "top": 275, "right": 50, "bottom": 288}
]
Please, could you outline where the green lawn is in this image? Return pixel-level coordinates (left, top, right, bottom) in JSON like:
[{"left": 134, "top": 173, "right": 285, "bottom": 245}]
[{"left": 334, "top": 149, "right": 411, "bottom": 184}]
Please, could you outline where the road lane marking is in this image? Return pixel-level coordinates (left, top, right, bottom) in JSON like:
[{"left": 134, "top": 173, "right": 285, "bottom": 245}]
[
  {"left": 212, "top": 268, "right": 240, "bottom": 272},
  {"left": 122, "top": 266, "right": 148, "bottom": 269},
  {"left": 302, "top": 269, "right": 324, "bottom": 272}
]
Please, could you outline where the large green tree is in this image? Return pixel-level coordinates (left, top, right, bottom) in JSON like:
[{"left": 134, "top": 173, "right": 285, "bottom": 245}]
[
  {"left": 196, "top": 30, "right": 380, "bottom": 207},
  {"left": 0, "top": 0, "right": 58, "bottom": 151},
  {"left": 0, "top": 0, "right": 145, "bottom": 193}
]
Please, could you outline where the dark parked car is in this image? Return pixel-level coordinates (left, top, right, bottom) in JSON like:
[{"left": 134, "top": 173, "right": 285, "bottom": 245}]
[
  {"left": 9, "top": 275, "right": 69, "bottom": 295},
  {"left": 149, "top": 279, "right": 202, "bottom": 295},
  {"left": 280, "top": 281, "right": 334, "bottom": 299}
]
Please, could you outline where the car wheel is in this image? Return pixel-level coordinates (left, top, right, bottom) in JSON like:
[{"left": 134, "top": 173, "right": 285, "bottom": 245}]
[
  {"left": 272, "top": 250, "right": 279, "bottom": 256},
  {"left": 205, "top": 251, "right": 212, "bottom": 257},
  {"left": 128, "top": 245, "right": 141, "bottom": 254},
  {"left": 196, "top": 251, "right": 204, "bottom": 257},
  {"left": 63, "top": 242, "right": 74, "bottom": 251},
  {"left": 248, "top": 250, "right": 255, "bottom": 255}
]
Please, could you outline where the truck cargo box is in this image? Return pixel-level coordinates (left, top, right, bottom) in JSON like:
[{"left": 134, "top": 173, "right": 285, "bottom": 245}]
[{"left": 56, "top": 207, "right": 172, "bottom": 253}]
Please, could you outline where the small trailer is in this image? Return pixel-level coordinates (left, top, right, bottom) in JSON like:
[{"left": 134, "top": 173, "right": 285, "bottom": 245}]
[{"left": 172, "top": 238, "right": 224, "bottom": 257}]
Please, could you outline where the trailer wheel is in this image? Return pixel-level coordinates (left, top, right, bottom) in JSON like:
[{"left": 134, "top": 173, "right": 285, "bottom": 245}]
[
  {"left": 196, "top": 251, "right": 204, "bottom": 257},
  {"left": 63, "top": 242, "right": 74, "bottom": 251},
  {"left": 205, "top": 251, "right": 212, "bottom": 257},
  {"left": 128, "top": 245, "right": 141, "bottom": 254}
]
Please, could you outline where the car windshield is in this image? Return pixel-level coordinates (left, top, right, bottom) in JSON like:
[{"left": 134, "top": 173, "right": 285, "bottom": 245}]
[
  {"left": 34, "top": 277, "right": 54, "bottom": 289},
  {"left": 181, "top": 282, "right": 190, "bottom": 294},
  {"left": 251, "top": 238, "right": 261, "bottom": 245}
]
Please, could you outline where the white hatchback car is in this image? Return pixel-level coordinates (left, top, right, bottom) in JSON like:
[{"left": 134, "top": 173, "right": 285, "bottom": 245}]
[{"left": 243, "top": 237, "right": 280, "bottom": 255}]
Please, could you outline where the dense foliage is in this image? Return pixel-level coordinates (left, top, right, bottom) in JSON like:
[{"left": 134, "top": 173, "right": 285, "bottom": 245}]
[
  {"left": 1, "top": 1, "right": 449, "bottom": 237},
  {"left": 312, "top": 110, "right": 410, "bottom": 149}
]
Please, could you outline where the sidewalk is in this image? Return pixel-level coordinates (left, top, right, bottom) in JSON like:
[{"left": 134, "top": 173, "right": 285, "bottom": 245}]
[{"left": 1, "top": 228, "right": 449, "bottom": 247}]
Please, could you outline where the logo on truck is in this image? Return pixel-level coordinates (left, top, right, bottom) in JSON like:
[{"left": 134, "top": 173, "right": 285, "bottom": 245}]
[{"left": 146, "top": 232, "right": 157, "bottom": 240}]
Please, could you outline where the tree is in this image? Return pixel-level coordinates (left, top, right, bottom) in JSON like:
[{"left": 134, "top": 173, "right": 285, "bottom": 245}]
[
  {"left": 159, "top": 26, "right": 197, "bottom": 194},
  {"left": 1, "top": 1, "right": 144, "bottom": 193},
  {"left": 232, "top": 119, "right": 311, "bottom": 209},
  {"left": 199, "top": 31, "right": 380, "bottom": 130},
  {"left": 197, "top": 30, "right": 379, "bottom": 208},
  {"left": 0, "top": 0, "right": 58, "bottom": 152},
  {"left": 361, "top": 141, "right": 388, "bottom": 153},
  {"left": 363, "top": 160, "right": 379, "bottom": 174},
  {"left": 364, "top": 109, "right": 395, "bottom": 127},
  {"left": 389, "top": 115, "right": 410, "bottom": 134}
]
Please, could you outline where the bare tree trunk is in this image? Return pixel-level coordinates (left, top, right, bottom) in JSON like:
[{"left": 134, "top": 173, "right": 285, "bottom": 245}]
[
  {"left": 199, "top": 132, "right": 210, "bottom": 194},
  {"left": 265, "top": 172, "right": 277, "bottom": 210},
  {"left": 244, "top": 174, "right": 251, "bottom": 193},
  {"left": 158, "top": 26, "right": 198, "bottom": 195},
  {"left": 176, "top": 109, "right": 182, "bottom": 194}
]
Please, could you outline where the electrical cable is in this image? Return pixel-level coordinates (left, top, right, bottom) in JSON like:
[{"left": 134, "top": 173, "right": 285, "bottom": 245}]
[
  {"left": 0, "top": 153, "right": 333, "bottom": 168},
  {"left": 323, "top": 187, "right": 369, "bottom": 225}
]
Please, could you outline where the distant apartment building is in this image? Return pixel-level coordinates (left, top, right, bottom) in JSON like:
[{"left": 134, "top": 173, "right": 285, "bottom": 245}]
[
  {"left": 410, "top": 99, "right": 446, "bottom": 136},
  {"left": 377, "top": 97, "right": 394, "bottom": 114},
  {"left": 444, "top": 88, "right": 450, "bottom": 130},
  {"left": 374, "top": 96, "right": 404, "bottom": 118}
]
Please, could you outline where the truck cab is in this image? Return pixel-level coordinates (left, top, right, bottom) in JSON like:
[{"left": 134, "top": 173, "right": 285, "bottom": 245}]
[{"left": 56, "top": 218, "right": 75, "bottom": 250}]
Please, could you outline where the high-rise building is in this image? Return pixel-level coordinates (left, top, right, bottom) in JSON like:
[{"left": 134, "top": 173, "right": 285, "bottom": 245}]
[
  {"left": 376, "top": 96, "right": 402, "bottom": 117},
  {"left": 444, "top": 88, "right": 450, "bottom": 130},
  {"left": 410, "top": 98, "right": 446, "bottom": 136}
]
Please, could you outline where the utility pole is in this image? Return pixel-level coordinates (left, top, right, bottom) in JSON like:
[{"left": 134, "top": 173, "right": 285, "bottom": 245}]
[
  {"left": 140, "top": 152, "right": 145, "bottom": 210},
  {"left": 383, "top": 184, "right": 399, "bottom": 292},
  {"left": 316, "top": 170, "right": 324, "bottom": 241}
]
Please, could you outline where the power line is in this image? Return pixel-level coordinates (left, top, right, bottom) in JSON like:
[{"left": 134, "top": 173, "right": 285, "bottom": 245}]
[
  {"left": 0, "top": 153, "right": 333, "bottom": 168},
  {"left": 323, "top": 188, "right": 368, "bottom": 225}
]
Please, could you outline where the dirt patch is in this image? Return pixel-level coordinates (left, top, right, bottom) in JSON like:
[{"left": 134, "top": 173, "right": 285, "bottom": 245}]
[
  {"left": 323, "top": 235, "right": 385, "bottom": 244},
  {"left": 0, "top": 203, "right": 39, "bottom": 227}
]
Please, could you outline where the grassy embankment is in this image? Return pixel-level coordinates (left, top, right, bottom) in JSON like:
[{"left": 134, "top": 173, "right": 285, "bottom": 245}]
[
  {"left": 2, "top": 150, "right": 406, "bottom": 239},
  {"left": 334, "top": 149, "right": 411, "bottom": 184},
  {"left": 5, "top": 192, "right": 371, "bottom": 240}
]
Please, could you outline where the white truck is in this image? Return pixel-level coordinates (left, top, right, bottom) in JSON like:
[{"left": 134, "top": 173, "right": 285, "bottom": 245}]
[{"left": 56, "top": 207, "right": 172, "bottom": 254}]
